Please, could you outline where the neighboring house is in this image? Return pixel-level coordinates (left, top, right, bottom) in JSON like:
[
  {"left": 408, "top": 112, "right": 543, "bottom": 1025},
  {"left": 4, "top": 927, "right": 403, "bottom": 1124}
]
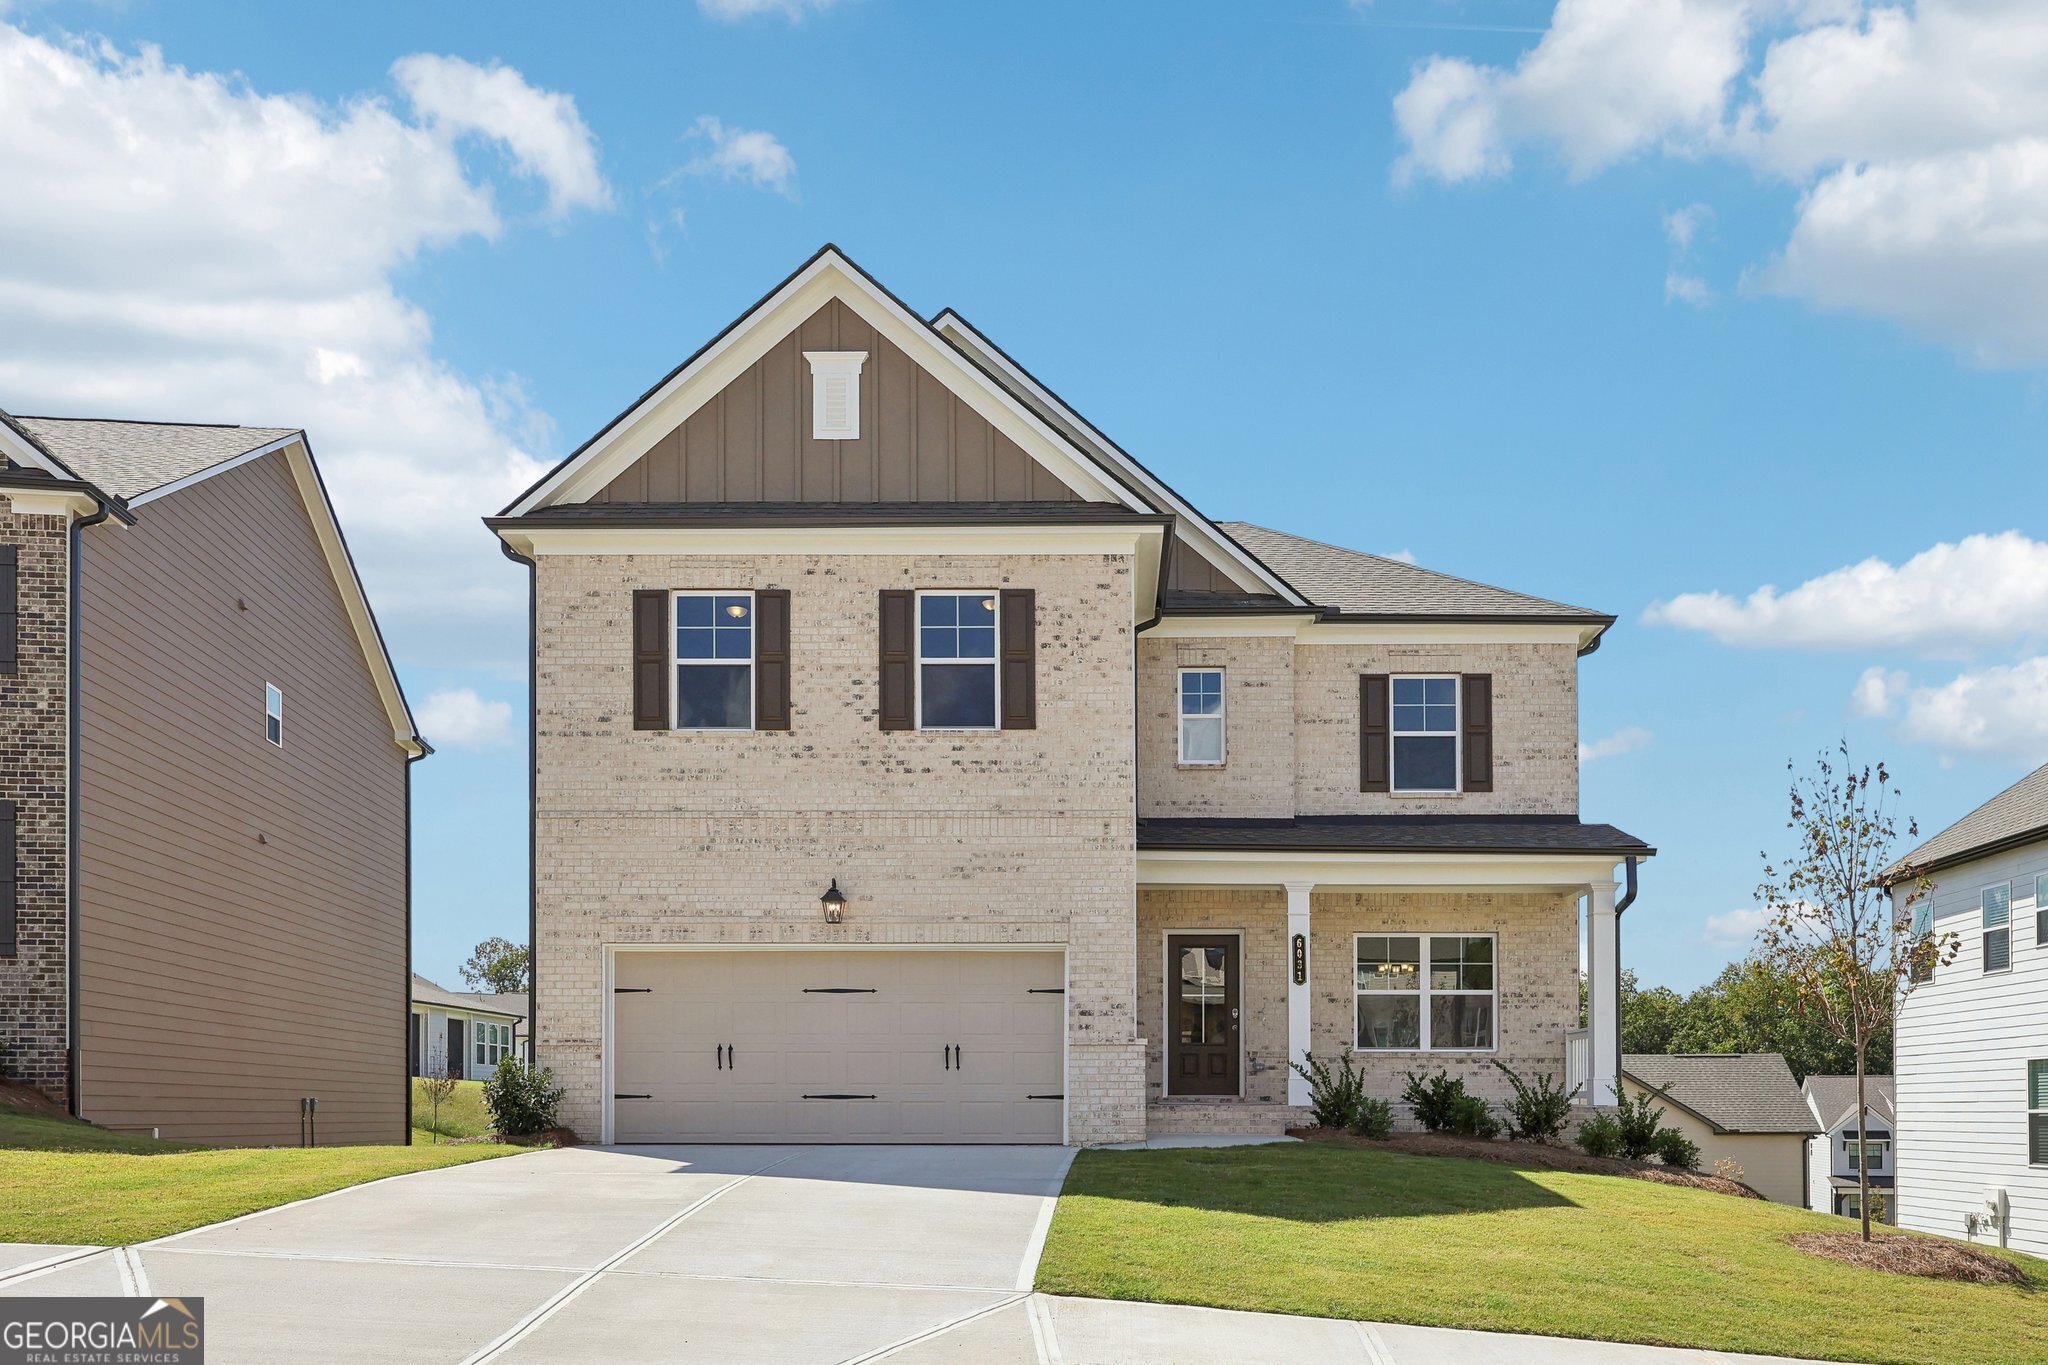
[
  {"left": 1620, "top": 1054, "right": 1819, "bottom": 1205},
  {"left": 1802, "top": 1073, "right": 1898, "bottom": 1222},
  {"left": 1888, "top": 762, "right": 2048, "bottom": 1254},
  {"left": 0, "top": 410, "right": 424, "bottom": 1145},
  {"left": 486, "top": 245, "right": 1652, "bottom": 1147},
  {"left": 410, "top": 974, "right": 528, "bottom": 1081}
]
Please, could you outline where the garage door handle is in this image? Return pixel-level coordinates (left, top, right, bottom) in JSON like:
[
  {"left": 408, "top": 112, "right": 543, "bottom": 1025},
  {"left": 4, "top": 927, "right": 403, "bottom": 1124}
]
[
  {"left": 1028, "top": 987, "right": 1064, "bottom": 994},
  {"left": 802, "top": 987, "right": 877, "bottom": 994},
  {"left": 801, "top": 1093, "right": 876, "bottom": 1100},
  {"left": 1027, "top": 1094, "right": 1064, "bottom": 1100},
  {"left": 614, "top": 987, "right": 651, "bottom": 994},
  {"left": 615, "top": 1093, "right": 652, "bottom": 1100},
  {"left": 716, "top": 1044, "right": 726, "bottom": 1071}
]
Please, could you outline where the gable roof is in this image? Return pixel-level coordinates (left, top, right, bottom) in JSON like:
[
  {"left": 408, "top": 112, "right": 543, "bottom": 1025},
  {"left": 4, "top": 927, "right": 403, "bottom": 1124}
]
[
  {"left": 1892, "top": 762, "right": 2048, "bottom": 877},
  {"left": 1622, "top": 1053, "right": 1820, "bottom": 1135},
  {"left": 8, "top": 417, "right": 300, "bottom": 500},
  {"left": 411, "top": 974, "right": 525, "bottom": 1021},
  {"left": 1802, "top": 1075, "right": 1896, "bottom": 1132}
]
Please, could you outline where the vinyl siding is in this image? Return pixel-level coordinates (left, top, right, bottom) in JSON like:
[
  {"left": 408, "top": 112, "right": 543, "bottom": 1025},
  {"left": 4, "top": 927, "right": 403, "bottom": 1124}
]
[
  {"left": 1619, "top": 1077, "right": 1808, "bottom": 1205},
  {"left": 74, "top": 449, "right": 408, "bottom": 1146},
  {"left": 1893, "top": 839, "right": 2048, "bottom": 1253}
]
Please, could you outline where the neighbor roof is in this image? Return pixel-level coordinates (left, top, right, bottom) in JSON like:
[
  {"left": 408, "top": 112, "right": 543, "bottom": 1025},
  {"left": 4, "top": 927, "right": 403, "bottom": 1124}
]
[
  {"left": 411, "top": 974, "right": 525, "bottom": 1021},
  {"left": 1218, "top": 523, "right": 1613, "bottom": 624},
  {"left": 1802, "top": 1075, "right": 1897, "bottom": 1132},
  {"left": 1622, "top": 1053, "right": 1819, "bottom": 1135},
  {"left": 9, "top": 416, "right": 300, "bottom": 499},
  {"left": 1891, "top": 762, "right": 2048, "bottom": 877},
  {"left": 1138, "top": 815, "right": 1653, "bottom": 857}
]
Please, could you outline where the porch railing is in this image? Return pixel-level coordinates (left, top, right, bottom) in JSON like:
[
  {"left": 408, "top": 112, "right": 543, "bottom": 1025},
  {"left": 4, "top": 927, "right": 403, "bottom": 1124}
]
[{"left": 1565, "top": 1028, "right": 1591, "bottom": 1104}]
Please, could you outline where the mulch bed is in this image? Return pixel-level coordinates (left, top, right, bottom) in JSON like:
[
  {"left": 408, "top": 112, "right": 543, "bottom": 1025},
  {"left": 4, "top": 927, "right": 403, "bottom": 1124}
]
[
  {"left": 1787, "top": 1231, "right": 2028, "bottom": 1284},
  {"left": 441, "top": 1126, "right": 580, "bottom": 1148},
  {"left": 1287, "top": 1126, "right": 1765, "bottom": 1199}
]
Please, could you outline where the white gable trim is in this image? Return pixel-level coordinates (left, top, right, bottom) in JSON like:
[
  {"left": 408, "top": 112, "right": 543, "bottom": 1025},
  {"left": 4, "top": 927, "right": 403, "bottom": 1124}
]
[
  {"left": 0, "top": 419, "right": 74, "bottom": 480},
  {"left": 930, "top": 309, "right": 1307, "bottom": 605},
  {"left": 506, "top": 249, "right": 1146, "bottom": 516},
  {"left": 127, "top": 432, "right": 304, "bottom": 508}
]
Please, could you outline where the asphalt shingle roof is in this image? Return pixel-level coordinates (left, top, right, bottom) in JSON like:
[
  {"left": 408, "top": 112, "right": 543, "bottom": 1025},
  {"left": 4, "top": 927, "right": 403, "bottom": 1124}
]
[
  {"left": 411, "top": 974, "right": 526, "bottom": 1020},
  {"left": 1893, "top": 762, "right": 2048, "bottom": 874},
  {"left": 1137, "top": 815, "right": 1653, "bottom": 856},
  {"left": 1218, "top": 522, "right": 1611, "bottom": 622},
  {"left": 1622, "top": 1053, "right": 1820, "bottom": 1135},
  {"left": 8, "top": 416, "right": 298, "bottom": 499},
  {"left": 1802, "top": 1075, "right": 1896, "bottom": 1132}
]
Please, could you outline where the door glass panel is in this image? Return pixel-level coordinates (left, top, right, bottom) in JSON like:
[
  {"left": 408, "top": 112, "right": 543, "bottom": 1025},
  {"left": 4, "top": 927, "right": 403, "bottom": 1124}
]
[{"left": 1177, "top": 946, "right": 1229, "bottom": 1044}]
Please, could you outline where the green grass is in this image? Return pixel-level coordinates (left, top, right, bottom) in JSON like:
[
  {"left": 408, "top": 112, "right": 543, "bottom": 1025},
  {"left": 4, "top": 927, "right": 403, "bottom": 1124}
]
[
  {"left": 411, "top": 1078, "right": 494, "bottom": 1140},
  {"left": 1037, "top": 1144, "right": 2048, "bottom": 1365},
  {"left": 0, "top": 1107, "right": 523, "bottom": 1245}
]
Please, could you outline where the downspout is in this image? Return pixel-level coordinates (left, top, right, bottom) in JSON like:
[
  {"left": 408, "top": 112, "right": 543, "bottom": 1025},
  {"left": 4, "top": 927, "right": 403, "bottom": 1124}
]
[
  {"left": 65, "top": 499, "right": 113, "bottom": 1117},
  {"left": 500, "top": 539, "right": 538, "bottom": 1069},
  {"left": 403, "top": 741, "right": 430, "bottom": 1143},
  {"left": 1610, "top": 854, "right": 1639, "bottom": 1103}
]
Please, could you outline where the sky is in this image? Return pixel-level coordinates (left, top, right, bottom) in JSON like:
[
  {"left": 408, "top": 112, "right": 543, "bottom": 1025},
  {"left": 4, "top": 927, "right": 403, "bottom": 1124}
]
[{"left": 0, "top": 0, "right": 2043, "bottom": 993}]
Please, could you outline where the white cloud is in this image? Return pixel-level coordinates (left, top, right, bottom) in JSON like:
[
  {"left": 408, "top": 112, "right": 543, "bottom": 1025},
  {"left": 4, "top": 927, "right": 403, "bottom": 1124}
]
[
  {"left": 684, "top": 115, "right": 797, "bottom": 195},
  {"left": 1643, "top": 532, "right": 2048, "bottom": 656},
  {"left": 416, "top": 687, "right": 516, "bottom": 749},
  {"left": 1579, "top": 725, "right": 1652, "bottom": 761},
  {"left": 1665, "top": 202, "right": 1713, "bottom": 251},
  {"left": 1701, "top": 906, "right": 1770, "bottom": 952},
  {"left": 697, "top": 0, "right": 843, "bottom": 22},
  {"left": 1848, "top": 664, "right": 1906, "bottom": 718},
  {"left": 1887, "top": 656, "right": 2048, "bottom": 760},
  {"left": 0, "top": 25, "right": 610, "bottom": 665},
  {"left": 1381, "top": 547, "right": 1418, "bottom": 565},
  {"left": 1665, "top": 272, "right": 1711, "bottom": 305}
]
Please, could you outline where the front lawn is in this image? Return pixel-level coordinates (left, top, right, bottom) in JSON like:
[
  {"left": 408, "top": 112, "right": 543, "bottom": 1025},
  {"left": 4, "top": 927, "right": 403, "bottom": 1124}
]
[
  {"left": 412, "top": 1077, "right": 494, "bottom": 1140},
  {"left": 1037, "top": 1144, "right": 2048, "bottom": 1365},
  {"left": 0, "top": 1109, "right": 523, "bottom": 1245}
]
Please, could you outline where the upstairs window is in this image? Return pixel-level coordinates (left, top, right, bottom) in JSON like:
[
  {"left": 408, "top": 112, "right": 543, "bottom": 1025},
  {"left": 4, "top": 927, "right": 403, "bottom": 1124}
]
[
  {"left": 674, "top": 592, "right": 753, "bottom": 731},
  {"left": 1178, "top": 669, "right": 1224, "bottom": 765},
  {"left": 1843, "top": 1138, "right": 1888, "bottom": 1172},
  {"left": 264, "top": 683, "right": 284, "bottom": 747},
  {"left": 1984, "top": 883, "right": 2012, "bottom": 975},
  {"left": 2036, "top": 874, "right": 2047, "bottom": 953},
  {"left": 917, "top": 591, "right": 997, "bottom": 730},
  {"left": 1909, "top": 900, "right": 1935, "bottom": 984},
  {"left": 2031, "top": 1061, "right": 2048, "bottom": 1167},
  {"left": 1391, "top": 676, "right": 1459, "bottom": 793}
]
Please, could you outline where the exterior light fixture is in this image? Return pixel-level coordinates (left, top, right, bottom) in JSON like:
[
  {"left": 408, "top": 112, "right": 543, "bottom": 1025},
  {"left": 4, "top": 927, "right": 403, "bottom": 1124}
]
[
  {"left": 725, "top": 603, "right": 750, "bottom": 619},
  {"left": 820, "top": 879, "right": 847, "bottom": 924}
]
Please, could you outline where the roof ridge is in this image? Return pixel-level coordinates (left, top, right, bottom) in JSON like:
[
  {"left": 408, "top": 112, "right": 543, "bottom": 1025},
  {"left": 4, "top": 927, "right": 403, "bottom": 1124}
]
[
  {"left": 1221, "top": 520, "right": 1596, "bottom": 614},
  {"left": 15, "top": 415, "right": 289, "bottom": 431}
]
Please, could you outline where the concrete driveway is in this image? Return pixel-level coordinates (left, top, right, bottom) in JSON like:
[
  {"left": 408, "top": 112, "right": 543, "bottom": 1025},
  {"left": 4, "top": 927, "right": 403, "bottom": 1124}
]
[{"left": 0, "top": 1144, "right": 1807, "bottom": 1365}]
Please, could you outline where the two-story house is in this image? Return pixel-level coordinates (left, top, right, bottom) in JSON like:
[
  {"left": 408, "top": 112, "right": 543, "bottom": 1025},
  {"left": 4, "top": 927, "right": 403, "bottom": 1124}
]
[
  {"left": 1803, "top": 1073, "right": 1897, "bottom": 1221},
  {"left": 487, "top": 246, "right": 1652, "bottom": 1146},
  {"left": 0, "top": 410, "right": 423, "bottom": 1145},
  {"left": 1889, "top": 761, "right": 2048, "bottom": 1254}
]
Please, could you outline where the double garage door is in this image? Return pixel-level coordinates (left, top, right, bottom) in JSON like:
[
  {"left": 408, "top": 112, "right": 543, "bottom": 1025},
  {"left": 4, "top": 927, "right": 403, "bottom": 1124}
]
[{"left": 611, "top": 949, "right": 1065, "bottom": 1144}]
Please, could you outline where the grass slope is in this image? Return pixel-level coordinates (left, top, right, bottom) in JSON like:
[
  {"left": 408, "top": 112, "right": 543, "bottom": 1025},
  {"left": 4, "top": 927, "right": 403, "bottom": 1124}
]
[
  {"left": 0, "top": 1109, "right": 521, "bottom": 1245},
  {"left": 412, "top": 1078, "right": 494, "bottom": 1140},
  {"left": 1038, "top": 1144, "right": 2048, "bottom": 1365}
]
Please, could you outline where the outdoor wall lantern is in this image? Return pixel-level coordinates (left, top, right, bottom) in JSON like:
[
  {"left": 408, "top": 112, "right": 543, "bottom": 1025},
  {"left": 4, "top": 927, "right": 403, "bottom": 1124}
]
[{"left": 820, "top": 879, "right": 847, "bottom": 924}]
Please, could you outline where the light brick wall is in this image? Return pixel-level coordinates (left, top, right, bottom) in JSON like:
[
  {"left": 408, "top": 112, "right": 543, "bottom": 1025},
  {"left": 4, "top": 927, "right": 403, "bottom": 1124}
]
[
  {"left": 1136, "top": 636, "right": 1294, "bottom": 817},
  {"left": 0, "top": 495, "right": 70, "bottom": 1102},
  {"left": 1137, "top": 888, "right": 1290, "bottom": 1103},
  {"left": 533, "top": 550, "right": 1146, "bottom": 1144}
]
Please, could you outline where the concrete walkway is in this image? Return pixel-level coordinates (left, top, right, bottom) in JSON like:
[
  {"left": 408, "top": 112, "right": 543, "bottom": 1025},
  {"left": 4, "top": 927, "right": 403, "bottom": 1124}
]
[{"left": 0, "top": 1144, "right": 1811, "bottom": 1364}]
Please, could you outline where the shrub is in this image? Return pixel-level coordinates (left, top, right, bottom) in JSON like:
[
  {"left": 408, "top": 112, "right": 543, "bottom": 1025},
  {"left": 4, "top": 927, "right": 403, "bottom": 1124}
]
[
  {"left": 1403, "top": 1069, "right": 1496, "bottom": 1139},
  {"left": 1612, "top": 1087, "right": 1669, "bottom": 1160},
  {"left": 1350, "top": 1094, "right": 1395, "bottom": 1140},
  {"left": 1575, "top": 1112, "right": 1623, "bottom": 1159},
  {"left": 1652, "top": 1127, "right": 1700, "bottom": 1170},
  {"left": 1445, "top": 1093, "right": 1500, "bottom": 1139},
  {"left": 483, "top": 1056, "right": 565, "bottom": 1137},
  {"left": 1491, "top": 1061, "right": 1573, "bottom": 1144},
  {"left": 1291, "top": 1051, "right": 1368, "bottom": 1132}
]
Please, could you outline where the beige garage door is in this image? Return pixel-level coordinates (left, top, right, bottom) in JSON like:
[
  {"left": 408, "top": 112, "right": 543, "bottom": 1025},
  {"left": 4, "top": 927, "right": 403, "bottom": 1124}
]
[{"left": 611, "top": 950, "right": 1065, "bottom": 1144}]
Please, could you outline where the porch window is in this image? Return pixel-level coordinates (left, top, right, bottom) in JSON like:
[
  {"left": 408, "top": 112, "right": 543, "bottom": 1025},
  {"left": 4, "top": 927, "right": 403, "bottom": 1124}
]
[
  {"left": 1354, "top": 933, "right": 1495, "bottom": 1052},
  {"left": 1391, "top": 676, "right": 1458, "bottom": 793},
  {"left": 1984, "top": 883, "right": 2012, "bottom": 975},
  {"left": 1178, "top": 668, "right": 1224, "bottom": 765}
]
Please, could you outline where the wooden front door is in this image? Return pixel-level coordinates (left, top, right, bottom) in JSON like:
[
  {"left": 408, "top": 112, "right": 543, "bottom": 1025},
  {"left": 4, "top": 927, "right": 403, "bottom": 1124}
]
[
  {"left": 446, "top": 1019, "right": 465, "bottom": 1079},
  {"left": 1165, "top": 934, "right": 1240, "bottom": 1096}
]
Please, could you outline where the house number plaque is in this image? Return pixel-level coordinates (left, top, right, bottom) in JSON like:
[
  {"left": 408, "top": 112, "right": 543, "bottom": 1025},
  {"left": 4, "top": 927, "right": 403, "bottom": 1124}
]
[{"left": 1291, "top": 934, "right": 1307, "bottom": 985}]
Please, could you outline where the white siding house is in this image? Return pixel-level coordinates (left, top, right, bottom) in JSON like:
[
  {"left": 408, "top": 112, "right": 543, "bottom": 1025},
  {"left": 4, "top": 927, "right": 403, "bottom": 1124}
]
[
  {"left": 1802, "top": 1075, "right": 1897, "bottom": 1221},
  {"left": 409, "top": 974, "right": 528, "bottom": 1082},
  {"left": 1888, "top": 763, "right": 2048, "bottom": 1256}
]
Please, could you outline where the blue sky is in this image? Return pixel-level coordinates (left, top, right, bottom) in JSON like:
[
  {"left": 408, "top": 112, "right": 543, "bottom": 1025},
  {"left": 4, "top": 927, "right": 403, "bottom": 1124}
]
[{"left": 2, "top": 1, "right": 2043, "bottom": 992}]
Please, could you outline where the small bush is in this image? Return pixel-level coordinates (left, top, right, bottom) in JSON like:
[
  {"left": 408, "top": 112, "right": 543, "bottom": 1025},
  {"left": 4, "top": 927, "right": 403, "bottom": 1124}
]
[
  {"left": 1612, "top": 1088, "right": 1669, "bottom": 1160},
  {"left": 1291, "top": 1051, "right": 1368, "bottom": 1132},
  {"left": 1576, "top": 1112, "right": 1623, "bottom": 1158},
  {"left": 483, "top": 1056, "right": 565, "bottom": 1137},
  {"left": 1403, "top": 1069, "right": 1496, "bottom": 1138},
  {"left": 1652, "top": 1127, "right": 1701, "bottom": 1170},
  {"left": 1350, "top": 1094, "right": 1395, "bottom": 1140},
  {"left": 1445, "top": 1093, "right": 1500, "bottom": 1139},
  {"left": 1492, "top": 1061, "right": 1573, "bottom": 1144}
]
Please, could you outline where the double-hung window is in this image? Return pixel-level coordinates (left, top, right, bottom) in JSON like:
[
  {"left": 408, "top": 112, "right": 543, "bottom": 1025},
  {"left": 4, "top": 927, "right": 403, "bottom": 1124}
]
[
  {"left": 917, "top": 591, "right": 998, "bottom": 730},
  {"left": 674, "top": 592, "right": 753, "bottom": 730},
  {"left": 2036, "top": 874, "right": 2047, "bottom": 953},
  {"left": 1843, "top": 1137, "right": 1888, "bottom": 1172},
  {"left": 1983, "top": 883, "right": 2012, "bottom": 974},
  {"left": 2030, "top": 1061, "right": 2048, "bottom": 1167},
  {"left": 1354, "top": 933, "right": 1495, "bottom": 1051},
  {"left": 473, "top": 1021, "right": 511, "bottom": 1069},
  {"left": 264, "top": 683, "right": 284, "bottom": 747},
  {"left": 1909, "top": 899, "right": 1935, "bottom": 984},
  {"left": 1178, "top": 669, "right": 1224, "bottom": 765},
  {"left": 1391, "top": 676, "right": 1459, "bottom": 793}
]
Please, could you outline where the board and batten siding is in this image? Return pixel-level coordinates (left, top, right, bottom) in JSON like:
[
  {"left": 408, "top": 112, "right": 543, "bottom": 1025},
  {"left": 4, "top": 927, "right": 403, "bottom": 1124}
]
[
  {"left": 1893, "top": 837, "right": 2048, "bottom": 1254},
  {"left": 75, "top": 449, "right": 409, "bottom": 1146}
]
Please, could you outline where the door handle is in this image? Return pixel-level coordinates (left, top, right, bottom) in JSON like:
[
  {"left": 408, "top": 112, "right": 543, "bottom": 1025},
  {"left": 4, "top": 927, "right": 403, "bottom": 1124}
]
[{"left": 943, "top": 1045, "right": 951, "bottom": 1071}]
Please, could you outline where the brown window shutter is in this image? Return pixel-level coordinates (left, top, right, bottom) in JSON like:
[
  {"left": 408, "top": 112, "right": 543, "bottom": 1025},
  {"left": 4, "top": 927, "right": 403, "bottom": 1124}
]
[
  {"left": 1359, "top": 674, "right": 1390, "bottom": 792},
  {"left": 999, "top": 589, "right": 1036, "bottom": 730},
  {"left": 631, "top": 589, "right": 669, "bottom": 730},
  {"left": 1462, "top": 674, "right": 1494, "bottom": 793},
  {"left": 878, "top": 589, "right": 914, "bottom": 730},
  {"left": 0, "top": 546, "right": 16, "bottom": 674},
  {"left": 754, "top": 589, "right": 791, "bottom": 730},
  {"left": 0, "top": 798, "right": 15, "bottom": 958}
]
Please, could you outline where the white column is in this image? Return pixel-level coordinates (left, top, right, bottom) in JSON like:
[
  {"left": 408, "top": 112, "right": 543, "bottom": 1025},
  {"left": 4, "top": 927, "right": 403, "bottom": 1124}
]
[
  {"left": 1284, "top": 881, "right": 1314, "bottom": 1106},
  {"left": 1586, "top": 879, "right": 1620, "bottom": 1106}
]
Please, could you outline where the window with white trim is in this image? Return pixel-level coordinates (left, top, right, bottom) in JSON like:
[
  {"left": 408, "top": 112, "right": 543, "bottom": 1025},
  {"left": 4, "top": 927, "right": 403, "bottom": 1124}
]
[
  {"left": 1983, "top": 883, "right": 2012, "bottom": 974},
  {"left": 1354, "top": 933, "right": 1495, "bottom": 1051},
  {"left": 917, "top": 591, "right": 998, "bottom": 730},
  {"left": 1909, "top": 899, "right": 1935, "bottom": 984},
  {"left": 1391, "top": 676, "right": 1459, "bottom": 793},
  {"left": 2030, "top": 1060, "right": 2048, "bottom": 1167},
  {"left": 264, "top": 683, "right": 284, "bottom": 747},
  {"left": 804, "top": 350, "right": 866, "bottom": 440},
  {"left": 473, "top": 1020, "right": 511, "bottom": 1069},
  {"left": 2036, "top": 873, "right": 2047, "bottom": 953},
  {"left": 1178, "top": 668, "right": 1224, "bottom": 765},
  {"left": 673, "top": 592, "right": 753, "bottom": 730},
  {"left": 1843, "top": 1137, "right": 1889, "bottom": 1172}
]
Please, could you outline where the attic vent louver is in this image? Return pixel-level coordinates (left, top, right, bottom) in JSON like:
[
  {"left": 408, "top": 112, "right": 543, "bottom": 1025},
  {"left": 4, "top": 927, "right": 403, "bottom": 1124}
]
[{"left": 804, "top": 350, "right": 867, "bottom": 440}]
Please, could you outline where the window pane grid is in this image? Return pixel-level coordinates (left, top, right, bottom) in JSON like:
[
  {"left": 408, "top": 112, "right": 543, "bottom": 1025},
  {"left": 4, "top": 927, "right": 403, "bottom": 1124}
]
[
  {"left": 1355, "top": 933, "right": 1494, "bottom": 1052},
  {"left": 917, "top": 592, "right": 999, "bottom": 729},
  {"left": 1390, "top": 676, "right": 1458, "bottom": 792},
  {"left": 674, "top": 592, "right": 754, "bottom": 730},
  {"left": 1178, "top": 669, "right": 1225, "bottom": 764}
]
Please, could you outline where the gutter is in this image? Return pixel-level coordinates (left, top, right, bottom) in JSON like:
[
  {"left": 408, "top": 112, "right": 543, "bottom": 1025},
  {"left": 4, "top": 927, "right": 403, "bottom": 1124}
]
[
  {"left": 500, "top": 538, "right": 539, "bottom": 1069},
  {"left": 64, "top": 497, "right": 114, "bottom": 1117}
]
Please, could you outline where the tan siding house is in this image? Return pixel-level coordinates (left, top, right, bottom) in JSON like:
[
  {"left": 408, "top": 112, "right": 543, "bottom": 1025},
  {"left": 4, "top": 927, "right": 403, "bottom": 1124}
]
[
  {"left": 1621, "top": 1054, "right": 1820, "bottom": 1205},
  {"left": 491, "top": 246, "right": 1652, "bottom": 1146},
  {"left": 0, "top": 412, "right": 422, "bottom": 1145}
]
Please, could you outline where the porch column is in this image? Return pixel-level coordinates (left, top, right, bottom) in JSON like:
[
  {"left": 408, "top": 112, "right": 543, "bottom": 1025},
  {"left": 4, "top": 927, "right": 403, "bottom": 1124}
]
[
  {"left": 1284, "top": 881, "right": 1314, "bottom": 1106},
  {"left": 1586, "top": 879, "right": 1620, "bottom": 1105}
]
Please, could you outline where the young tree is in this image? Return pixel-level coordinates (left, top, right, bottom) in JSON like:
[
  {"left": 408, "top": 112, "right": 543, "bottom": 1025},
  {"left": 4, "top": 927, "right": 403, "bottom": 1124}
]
[
  {"left": 417, "top": 1042, "right": 458, "bottom": 1143},
  {"left": 459, "top": 937, "right": 531, "bottom": 994},
  {"left": 1757, "top": 744, "right": 1954, "bottom": 1242}
]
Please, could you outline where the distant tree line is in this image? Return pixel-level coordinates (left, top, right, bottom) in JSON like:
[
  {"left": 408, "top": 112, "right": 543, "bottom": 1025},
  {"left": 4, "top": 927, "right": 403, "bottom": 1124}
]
[{"left": 1583, "top": 957, "right": 1892, "bottom": 1081}]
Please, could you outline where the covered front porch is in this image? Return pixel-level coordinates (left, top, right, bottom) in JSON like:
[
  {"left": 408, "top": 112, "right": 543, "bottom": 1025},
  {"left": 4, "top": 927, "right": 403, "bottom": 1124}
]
[{"left": 1134, "top": 830, "right": 1645, "bottom": 1137}]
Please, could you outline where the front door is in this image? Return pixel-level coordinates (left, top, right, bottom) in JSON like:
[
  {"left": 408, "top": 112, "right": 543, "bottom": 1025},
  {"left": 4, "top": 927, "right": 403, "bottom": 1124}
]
[
  {"left": 1165, "top": 934, "right": 1239, "bottom": 1096},
  {"left": 446, "top": 1019, "right": 465, "bottom": 1079}
]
